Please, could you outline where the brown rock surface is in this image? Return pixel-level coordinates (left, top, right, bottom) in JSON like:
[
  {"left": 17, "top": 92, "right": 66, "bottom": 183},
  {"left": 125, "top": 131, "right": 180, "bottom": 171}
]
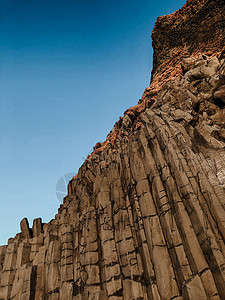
[
  {"left": 20, "top": 218, "right": 32, "bottom": 240},
  {"left": 143, "top": 0, "right": 225, "bottom": 101},
  {"left": 0, "top": 0, "right": 225, "bottom": 299}
]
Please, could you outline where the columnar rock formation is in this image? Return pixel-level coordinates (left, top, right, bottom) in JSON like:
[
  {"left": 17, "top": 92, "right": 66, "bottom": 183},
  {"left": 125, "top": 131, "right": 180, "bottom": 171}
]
[{"left": 0, "top": 0, "right": 225, "bottom": 299}]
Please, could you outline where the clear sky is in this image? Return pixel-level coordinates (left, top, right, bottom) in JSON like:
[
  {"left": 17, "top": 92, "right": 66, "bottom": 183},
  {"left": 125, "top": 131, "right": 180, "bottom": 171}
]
[{"left": 0, "top": 0, "right": 186, "bottom": 245}]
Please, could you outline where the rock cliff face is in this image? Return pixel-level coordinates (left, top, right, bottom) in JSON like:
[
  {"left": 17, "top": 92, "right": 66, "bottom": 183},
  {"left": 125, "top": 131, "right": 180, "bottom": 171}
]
[
  {"left": 0, "top": 0, "right": 225, "bottom": 299},
  {"left": 143, "top": 0, "right": 225, "bottom": 100}
]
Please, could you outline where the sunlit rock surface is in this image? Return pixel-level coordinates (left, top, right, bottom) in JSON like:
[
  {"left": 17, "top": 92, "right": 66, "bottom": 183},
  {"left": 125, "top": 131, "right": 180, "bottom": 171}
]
[{"left": 0, "top": 0, "right": 225, "bottom": 299}]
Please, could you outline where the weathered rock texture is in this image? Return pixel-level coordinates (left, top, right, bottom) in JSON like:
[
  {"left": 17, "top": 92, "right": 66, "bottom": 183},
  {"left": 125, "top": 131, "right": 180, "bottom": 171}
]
[
  {"left": 1, "top": 0, "right": 225, "bottom": 299},
  {"left": 143, "top": 0, "right": 225, "bottom": 101}
]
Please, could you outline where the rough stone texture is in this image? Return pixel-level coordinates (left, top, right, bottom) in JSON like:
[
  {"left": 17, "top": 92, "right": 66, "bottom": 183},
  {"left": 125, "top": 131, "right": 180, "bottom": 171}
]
[
  {"left": 20, "top": 218, "right": 32, "bottom": 240},
  {"left": 0, "top": 0, "right": 225, "bottom": 299},
  {"left": 143, "top": 0, "right": 225, "bottom": 102}
]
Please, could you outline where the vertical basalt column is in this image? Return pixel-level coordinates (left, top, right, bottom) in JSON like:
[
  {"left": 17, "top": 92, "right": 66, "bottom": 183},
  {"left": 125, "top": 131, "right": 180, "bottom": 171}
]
[
  {"left": 32, "top": 243, "right": 46, "bottom": 299},
  {"left": 108, "top": 153, "right": 147, "bottom": 299},
  {"left": 79, "top": 206, "right": 101, "bottom": 296},
  {"left": 60, "top": 225, "right": 74, "bottom": 300},
  {"left": 46, "top": 240, "right": 61, "bottom": 299},
  {"left": 95, "top": 171, "right": 123, "bottom": 298},
  {"left": 0, "top": 242, "right": 18, "bottom": 299},
  {"left": 32, "top": 218, "right": 43, "bottom": 238}
]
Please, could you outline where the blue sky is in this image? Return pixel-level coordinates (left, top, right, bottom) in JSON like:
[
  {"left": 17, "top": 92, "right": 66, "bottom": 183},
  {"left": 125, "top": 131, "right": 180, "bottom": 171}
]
[{"left": 0, "top": 0, "right": 186, "bottom": 245}]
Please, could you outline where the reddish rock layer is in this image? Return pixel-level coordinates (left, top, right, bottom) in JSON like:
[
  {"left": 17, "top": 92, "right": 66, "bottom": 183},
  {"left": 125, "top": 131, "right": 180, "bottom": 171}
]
[
  {"left": 143, "top": 0, "right": 225, "bottom": 101},
  {"left": 77, "top": 0, "right": 225, "bottom": 159}
]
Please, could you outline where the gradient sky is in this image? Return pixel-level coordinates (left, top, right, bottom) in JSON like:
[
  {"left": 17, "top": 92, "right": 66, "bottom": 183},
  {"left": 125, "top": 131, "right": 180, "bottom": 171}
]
[{"left": 0, "top": 0, "right": 186, "bottom": 245}]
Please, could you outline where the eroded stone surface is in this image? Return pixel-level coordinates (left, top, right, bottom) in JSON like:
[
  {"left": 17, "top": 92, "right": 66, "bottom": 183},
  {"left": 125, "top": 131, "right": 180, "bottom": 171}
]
[
  {"left": 0, "top": 0, "right": 225, "bottom": 299},
  {"left": 143, "top": 0, "right": 225, "bottom": 101}
]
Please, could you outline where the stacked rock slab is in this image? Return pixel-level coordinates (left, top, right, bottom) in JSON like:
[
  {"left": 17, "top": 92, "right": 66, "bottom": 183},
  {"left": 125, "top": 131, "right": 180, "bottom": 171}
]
[{"left": 0, "top": 0, "right": 225, "bottom": 299}]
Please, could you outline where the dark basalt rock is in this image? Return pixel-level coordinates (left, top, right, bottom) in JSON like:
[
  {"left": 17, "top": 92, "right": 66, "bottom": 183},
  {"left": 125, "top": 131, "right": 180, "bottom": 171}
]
[{"left": 0, "top": 0, "right": 225, "bottom": 299}]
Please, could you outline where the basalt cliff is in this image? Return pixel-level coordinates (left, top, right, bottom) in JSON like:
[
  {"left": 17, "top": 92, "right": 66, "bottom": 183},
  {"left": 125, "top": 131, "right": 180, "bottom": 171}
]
[{"left": 1, "top": 0, "right": 225, "bottom": 299}]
